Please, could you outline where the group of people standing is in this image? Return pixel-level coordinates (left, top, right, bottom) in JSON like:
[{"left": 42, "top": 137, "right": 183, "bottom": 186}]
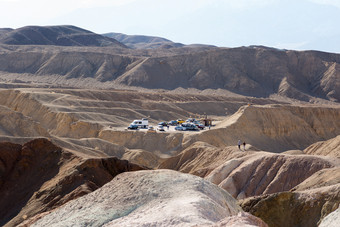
[{"left": 238, "top": 140, "right": 246, "bottom": 151}]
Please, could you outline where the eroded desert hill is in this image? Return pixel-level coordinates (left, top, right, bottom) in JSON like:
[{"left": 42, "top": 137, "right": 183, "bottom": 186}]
[
  {"left": 22, "top": 170, "right": 268, "bottom": 227},
  {"left": 304, "top": 135, "right": 340, "bottom": 157},
  {"left": 0, "top": 26, "right": 339, "bottom": 103},
  {"left": 0, "top": 88, "right": 338, "bottom": 160},
  {"left": 187, "top": 104, "right": 340, "bottom": 152},
  {"left": 0, "top": 25, "right": 126, "bottom": 47},
  {"left": 0, "top": 138, "right": 145, "bottom": 227},
  {"left": 158, "top": 141, "right": 340, "bottom": 227}
]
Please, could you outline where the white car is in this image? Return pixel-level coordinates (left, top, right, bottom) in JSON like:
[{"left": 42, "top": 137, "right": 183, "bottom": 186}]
[
  {"left": 130, "top": 118, "right": 148, "bottom": 128},
  {"left": 157, "top": 125, "right": 165, "bottom": 131}
]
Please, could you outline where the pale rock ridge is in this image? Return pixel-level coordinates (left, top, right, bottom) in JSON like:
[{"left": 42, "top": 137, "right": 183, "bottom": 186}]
[
  {"left": 0, "top": 90, "right": 102, "bottom": 139},
  {"left": 0, "top": 105, "right": 49, "bottom": 137},
  {"left": 122, "top": 149, "right": 160, "bottom": 168},
  {"left": 319, "top": 206, "right": 340, "bottom": 227},
  {"left": 304, "top": 135, "right": 340, "bottom": 157},
  {"left": 29, "top": 170, "right": 267, "bottom": 227},
  {"left": 206, "top": 212, "right": 268, "bottom": 227},
  {"left": 187, "top": 104, "right": 340, "bottom": 152},
  {"left": 99, "top": 129, "right": 184, "bottom": 158},
  {"left": 158, "top": 142, "right": 248, "bottom": 177},
  {"left": 205, "top": 152, "right": 334, "bottom": 199},
  {"left": 52, "top": 137, "right": 127, "bottom": 158},
  {"left": 292, "top": 166, "right": 340, "bottom": 191}
]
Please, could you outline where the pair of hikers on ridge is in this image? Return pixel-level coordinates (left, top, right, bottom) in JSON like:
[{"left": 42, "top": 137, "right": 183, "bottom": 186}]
[{"left": 238, "top": 140, "right": 246, "bottom": 151}]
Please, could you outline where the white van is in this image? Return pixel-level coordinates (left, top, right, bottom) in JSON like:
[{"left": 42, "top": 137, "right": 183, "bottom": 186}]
[{"left": 130, "top": 118, "right": 149, "bottom": 128}]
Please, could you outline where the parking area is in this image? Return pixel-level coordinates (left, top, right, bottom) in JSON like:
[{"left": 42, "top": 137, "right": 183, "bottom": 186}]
[
  {"left": 127, "top": 125, "right": 206, "bottom": 133},
  {"left": 123, "top": 118, "right": 214, "bottom": 133}
]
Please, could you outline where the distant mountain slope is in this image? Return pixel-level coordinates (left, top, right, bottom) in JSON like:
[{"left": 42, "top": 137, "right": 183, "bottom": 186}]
[
  {"left": 115, "top": 47, "right": 340, "bottom": 102},
  {"left": 0, "top": 28, "right": 339, "bottom": 102},
  {"left": 0, "top": 25, "right": 127, "bottom": 47},
  {"left": 103, "top": 32, "right": 184, "bottom": 49},
  {"left": 0, "top": 28, "right": 12, "bottom": 38}
]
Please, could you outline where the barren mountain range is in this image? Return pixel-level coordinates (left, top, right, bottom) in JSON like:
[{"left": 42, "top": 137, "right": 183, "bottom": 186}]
[
  {"left": 0, "top": 25, "right": 339, "bottom": 227},
  {"left": 0, "top": 26, "right": 126, "bottom": 47},
  {"left": 0, "top": 26, "right": 339, "bottom": 103}
]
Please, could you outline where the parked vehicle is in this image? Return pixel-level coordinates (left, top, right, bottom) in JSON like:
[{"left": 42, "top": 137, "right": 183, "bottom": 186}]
[
  {"left": 181, "top": 123, "right": 199, "bottom": 131},
  {"left": 157, "top": 125, "right": 165, "bottom": 131},
  {"left": 158, "top": 122, "right": 168, "bottom": 126},
  {"left": 177, "top": 119, "right": 185, "bottom": 124},
  {"left": 130, "top": 118, "right": 148, "bottom": 128},
  {"left": 196, "top": 123, "right": 205, "bottom": 130},
  {"left": 168, "top": 120, "right": 178, "bottom": 126},
  {"left": 175, "top": 126, "right": 186, "bottom": 131},
  {"left": 127, "top": 124, "right": 138, "bottom": 130}
]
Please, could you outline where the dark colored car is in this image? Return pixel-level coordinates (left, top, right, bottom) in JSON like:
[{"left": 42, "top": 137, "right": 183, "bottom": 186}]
[
  {"left": 196, "top": 124, "right": 205, "bottom": 130},
  {"left": 158, "top": 122, "right": 168, "bottom": 126},
  {"left": 181, "top": 123, "right": 199, "bottom": 131},
  {"left": 127, "top": 124, "right": 138, "bottom": 130}
]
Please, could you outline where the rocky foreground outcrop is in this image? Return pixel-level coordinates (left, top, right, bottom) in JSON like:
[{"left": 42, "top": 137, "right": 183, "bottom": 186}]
[
  {"left": 240, "top": 184, "right": 340, "bottom": 227},
  {"left": 236, "top": 153, "right": 340, "bottom": 227},
  {"left": 0, "top": 138, "right": 144, "bottom": 227},
  {"left": 25, "top": 170, "right": 267, "bottom": 227},
  {"left": 319, "top": 207, "right": 340, "bottom": 227}
]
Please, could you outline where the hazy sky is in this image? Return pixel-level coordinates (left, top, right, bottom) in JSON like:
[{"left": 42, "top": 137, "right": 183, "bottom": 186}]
[{"left": 1, "top": 0, "right": 340, "bottom": 53}]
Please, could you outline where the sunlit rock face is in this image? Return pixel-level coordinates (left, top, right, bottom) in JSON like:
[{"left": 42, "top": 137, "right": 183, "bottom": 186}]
[{"left": 28, "top": 170, "right": 267, "bottom": 227}]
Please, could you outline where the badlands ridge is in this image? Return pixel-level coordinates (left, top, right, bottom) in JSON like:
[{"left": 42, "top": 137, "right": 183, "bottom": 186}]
[{"left": 0, "top": 25, "right": 339, "bottom": 227}]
